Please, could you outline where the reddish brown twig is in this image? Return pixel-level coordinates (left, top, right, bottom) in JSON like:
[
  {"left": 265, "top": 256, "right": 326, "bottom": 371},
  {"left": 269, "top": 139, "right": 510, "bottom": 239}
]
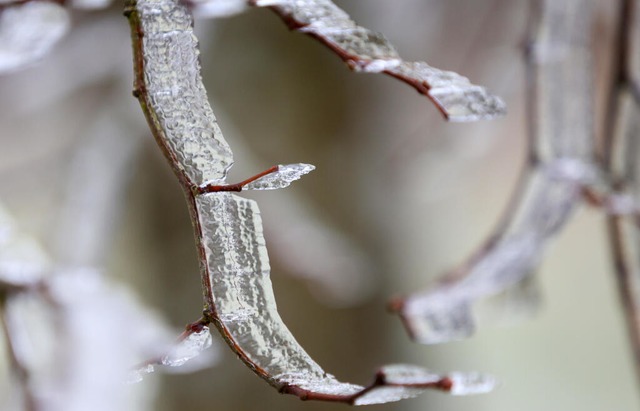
[{"left": 249, "top": 0, "right": 506, "bottom": 122}]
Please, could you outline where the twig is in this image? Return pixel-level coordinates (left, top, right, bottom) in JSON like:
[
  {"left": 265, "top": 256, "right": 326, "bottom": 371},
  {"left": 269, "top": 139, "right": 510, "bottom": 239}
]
[
  {"left": 391, "top": 0, "right": 597, "bottom": 344},
  {"left": 249, "top": 0, "right": 506, "bottom": 122},
  {"left": 125, "top": 0, "right": 495, "bottom": 403}
]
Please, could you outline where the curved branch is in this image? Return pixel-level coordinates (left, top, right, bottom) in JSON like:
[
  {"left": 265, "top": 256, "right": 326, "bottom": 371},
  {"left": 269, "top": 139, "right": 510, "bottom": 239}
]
[
  {"left": 249, "top": 0, "right": 506, "bottom": 122},
  {"left": 391, "top": 0, "right": 599, "bottom": 344},
  {"left": 125, "top": 0, "right": 495, "bottom": 403}
]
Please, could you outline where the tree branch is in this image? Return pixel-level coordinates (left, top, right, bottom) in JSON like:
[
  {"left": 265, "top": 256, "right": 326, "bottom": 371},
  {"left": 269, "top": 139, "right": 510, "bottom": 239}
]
[
  {"left": 249, "top": 0, "right": 506, "bottom": 122},
  {"left": 125, "top": 0, "right": 495, "bottom": 403}
]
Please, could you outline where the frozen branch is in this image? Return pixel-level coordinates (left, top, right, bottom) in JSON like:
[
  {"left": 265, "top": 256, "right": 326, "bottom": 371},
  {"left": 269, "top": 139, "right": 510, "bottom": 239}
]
[
  {"left": 131, "top": 319, "right": 217, "bottom": 382},
  {"left": 0, "top": 220, "right": 175, "bottom": 411},
  {"left": 0, "top": 99, "right": 208, "bottom": 409},
  {"left": 391, "top": 0, "right": 599, "bottom": 344},
  {"left": 248, "top": 0, "right": 506, "bottom": 122},
  {"left": 125, "top": 0, "right": 495, "bottom": 403},
  {"left": 212, "top": 123, "right": 377, "bottom": 306}
]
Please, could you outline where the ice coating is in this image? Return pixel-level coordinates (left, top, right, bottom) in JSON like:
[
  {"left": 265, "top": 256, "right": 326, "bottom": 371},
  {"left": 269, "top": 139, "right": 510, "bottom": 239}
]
[
  {"left": 394, "top": 0, "right": 596, "bottom": 343},
  {"left": 0, "top": 2, "right": 70, "bottom": 74},
  {"left": 449, "top": 372, "right": 497, "bottom": 395},
  {"left": 132, "top": 0, "right": 234, "bottom": 186},
  {"left": 161, "top": 326, "right": 213, "bottom": 367},
  {"left": 196, "top": 193, "right": 344, "bottom": 388},
  {"left": 243, "top": 164, "right": 315, "bottom": 190},
  {"left": 251, "top": 0, "right": 506, "bottom": 121},
  {"left": 353, "top": 387, "right": 423, "bottom": 406},
  {"left": 2, "top": 267, "right": 175, "bottom": 411},
  {"left": 400, "top": 164, "right": 589, "bottom": 343},
  {"left": 194, "top": 193, "right": 491, "bottom": 403},
  {"left": 130, "top": 325, "right": 217, "bottom": 381},
  {"left": 127, "top": 0, "right": 494, "bottom": 402},
  {"left": 379, "top": 364, "right": 443, "bottom": 385}
]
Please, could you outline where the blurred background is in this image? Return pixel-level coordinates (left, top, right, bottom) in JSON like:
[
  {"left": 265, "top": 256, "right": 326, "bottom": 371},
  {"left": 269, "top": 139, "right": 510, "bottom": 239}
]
[{"left": 1, "top": 0, "right": 639, "bottom": 410}]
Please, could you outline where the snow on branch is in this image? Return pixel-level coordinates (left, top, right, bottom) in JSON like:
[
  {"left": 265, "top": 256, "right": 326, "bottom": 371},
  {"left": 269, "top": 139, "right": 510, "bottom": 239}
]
[{"left": 125, "top": 0, "right": 495, "bottom": 404}]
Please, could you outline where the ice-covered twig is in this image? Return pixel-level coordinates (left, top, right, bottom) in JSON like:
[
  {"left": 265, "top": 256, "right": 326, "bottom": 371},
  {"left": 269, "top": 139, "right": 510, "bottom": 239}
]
[
  {"left": 193, "top": 191, "right": 495, "bottom": 403},
  {"left": 278, "top": 365, "right": 495, "bottom": 405},
  {"left": 0, "top": 217, "right": 176, "bottom": 411},
  {"left": 197, "top": 163, "right": 314, "bottom": 193},
  {"left": 0, "top": 97, "right": 206, "bottom": 410},
  {"left": 212, "top": 127, "right": 376, "bottom": 306},
  {"left": 391, "top": 0, "right": 599, "bottom": 344},
  {"left": 249, "top": 0, "right": 506, "bottom": 122},
  {"left": 125, "top": 0, "right": 494, "bottom": 403},
  {"left": 131, "top": 318, "right": 217, "bottom": 382}
]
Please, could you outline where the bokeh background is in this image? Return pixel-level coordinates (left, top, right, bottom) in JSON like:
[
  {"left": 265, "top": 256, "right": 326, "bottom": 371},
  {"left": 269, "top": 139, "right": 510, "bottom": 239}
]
[{"left": 1, "top": 1, "right": 639, "bottom": 410}]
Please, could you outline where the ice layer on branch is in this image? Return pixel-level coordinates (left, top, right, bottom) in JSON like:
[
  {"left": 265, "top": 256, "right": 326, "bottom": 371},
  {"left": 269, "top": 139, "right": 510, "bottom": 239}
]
[
  {"left": 126, "top": 0, "right": 494, "bottom": 403},
  {"left": 249, "top": 0, "right": 506, "bottom": 121},
  {"left": 392, "top": 0, "right": 598, "bottom": 344},
  {"left": 243, "top": 164, "right": 315, "bottom": 190},
  {"left": 0, "top": 216, "right": 176, "bottom": 411},
  {"left": 194, "top": 192, "right": 495, "bottom": 404}
]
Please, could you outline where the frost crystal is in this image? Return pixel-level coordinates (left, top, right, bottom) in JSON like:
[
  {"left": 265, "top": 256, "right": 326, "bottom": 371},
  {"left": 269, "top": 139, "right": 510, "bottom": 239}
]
[
  {"left": 0, "top": 2, "right": 70, "bottom": 74},
  {"left": 197, "top": 193, "right": 332, "bottom": 382},
  {"left": 243, "top": 164, "right": 315, "bottom": 190}
]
